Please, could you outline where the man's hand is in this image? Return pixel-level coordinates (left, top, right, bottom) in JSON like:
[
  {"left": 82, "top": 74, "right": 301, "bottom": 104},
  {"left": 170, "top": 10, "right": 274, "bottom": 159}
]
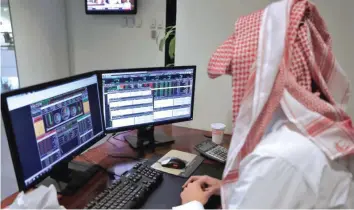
[
  {"left": 182, "top": 176, "right": 222, "bottom": 195},
  {"left": 180, "top": 182, "right": 213, "bottom": 205}
]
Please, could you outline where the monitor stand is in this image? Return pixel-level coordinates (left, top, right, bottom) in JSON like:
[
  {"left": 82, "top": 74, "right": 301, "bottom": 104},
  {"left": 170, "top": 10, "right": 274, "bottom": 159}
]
[
  {"left": 125, "top": 126, "right": 175, "bottom": 158},
  {"left": 39, "top": 160, "right": 101, "bottom": 196}
]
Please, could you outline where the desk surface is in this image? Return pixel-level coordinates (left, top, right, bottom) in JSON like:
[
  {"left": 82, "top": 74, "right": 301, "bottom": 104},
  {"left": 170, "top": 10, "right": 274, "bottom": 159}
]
[{"left": 1, "top": 125, "right": 231, "bottom": 209}]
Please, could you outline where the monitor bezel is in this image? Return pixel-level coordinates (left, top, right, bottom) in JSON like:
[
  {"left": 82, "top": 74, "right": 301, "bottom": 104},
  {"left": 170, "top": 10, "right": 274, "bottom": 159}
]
[
  {"left": 1, "top": 72, "right": 106, "bottom": 192},
  {"left": 98, "top": 66, "right": 197, "bottom": 133},
  {"left": 85, "top": 0, "right": 138, "bottom": 15}
]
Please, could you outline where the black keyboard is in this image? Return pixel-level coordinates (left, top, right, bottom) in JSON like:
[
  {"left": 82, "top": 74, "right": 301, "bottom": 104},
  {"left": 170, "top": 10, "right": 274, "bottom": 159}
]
[{"left": 84, "top": 161, "right": 163, "bottom": 209}]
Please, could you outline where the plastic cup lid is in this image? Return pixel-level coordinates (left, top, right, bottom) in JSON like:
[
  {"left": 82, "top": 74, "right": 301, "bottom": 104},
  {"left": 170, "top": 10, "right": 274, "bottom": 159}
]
[{"left": 211, "top": 123, "right": 226, "bottom": 130}]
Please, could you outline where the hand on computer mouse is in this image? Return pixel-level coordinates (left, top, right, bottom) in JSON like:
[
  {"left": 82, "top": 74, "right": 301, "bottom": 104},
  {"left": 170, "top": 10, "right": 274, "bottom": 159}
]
[
  {"left": 182, "top": 175, "right": 222, "bottom": 195},
  {"left": 180, "top": 182, "right": 213, "bottom": 205}
]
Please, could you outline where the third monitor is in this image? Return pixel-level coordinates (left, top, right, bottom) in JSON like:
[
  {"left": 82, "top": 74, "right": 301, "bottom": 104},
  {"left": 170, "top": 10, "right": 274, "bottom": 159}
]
[{"left": 100, "top": 66, "right": 196, "bottom": 149}]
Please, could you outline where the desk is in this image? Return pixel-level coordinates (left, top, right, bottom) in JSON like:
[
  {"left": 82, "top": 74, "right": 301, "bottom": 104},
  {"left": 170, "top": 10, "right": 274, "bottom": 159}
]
[{"left": 1, "top": 125, "right": 231, "bottom": 209}]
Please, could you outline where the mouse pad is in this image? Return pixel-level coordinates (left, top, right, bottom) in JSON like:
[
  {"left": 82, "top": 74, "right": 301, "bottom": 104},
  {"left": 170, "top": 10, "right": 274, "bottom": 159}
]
[
  {"left": 151, "top": 150, "right": 204, "bottom": 178},
  {"left": 141, "top": 155, "right": 224, "bottom": 209}
]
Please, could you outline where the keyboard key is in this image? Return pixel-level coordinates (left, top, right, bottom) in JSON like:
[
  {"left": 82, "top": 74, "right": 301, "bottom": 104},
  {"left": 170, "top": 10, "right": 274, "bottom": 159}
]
[{"left": 84, "top": 162, "right": 163, "bottom": 209}]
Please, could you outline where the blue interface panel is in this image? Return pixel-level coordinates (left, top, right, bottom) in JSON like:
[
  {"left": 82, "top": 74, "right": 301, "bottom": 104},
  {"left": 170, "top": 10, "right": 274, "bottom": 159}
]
[
  {"left": 102, "top": 69, "right": 194, "bottom": 130},
  {"left": 30, "top": 88, "right": 94, "bottom": 168}
]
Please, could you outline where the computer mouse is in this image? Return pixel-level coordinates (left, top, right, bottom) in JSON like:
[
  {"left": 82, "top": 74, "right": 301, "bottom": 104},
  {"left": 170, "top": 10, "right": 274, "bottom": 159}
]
[{"left": 160, "top": 157, "right": 186, "bottom": 169}]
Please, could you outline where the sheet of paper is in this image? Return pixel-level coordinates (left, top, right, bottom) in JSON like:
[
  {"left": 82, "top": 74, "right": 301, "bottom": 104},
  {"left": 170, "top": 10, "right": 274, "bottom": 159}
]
[{"left": 151, "top": 150, "right": 197, "bottom": 175}]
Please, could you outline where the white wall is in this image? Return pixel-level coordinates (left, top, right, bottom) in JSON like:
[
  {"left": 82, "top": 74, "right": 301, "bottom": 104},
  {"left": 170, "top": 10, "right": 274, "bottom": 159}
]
[
  {"left": 66, "top": 0, "right": 166, "bottom": 74},
  {"left": 0, "top": 7, "right": 12, "bottom": 32},
  {"left": 175, "top": 0, "right": 272, "bottom": 134},
  {"left": 1, "top": 0, "right": 70, "bottom": 200},
  {"left": 0, "top": 7, "right": 12, "bottom": 33},
  {"left": 10, "top": 0, "right": 70, "bottom": 87},
  {"left": 175, "top": 0, "right": 354, "bottom": 134},
  {"left": 1, "top": 49, "right": 17, "bottom": 77},
  {"left": 311, "top": 0, "right": 354, "bottom": 118}
]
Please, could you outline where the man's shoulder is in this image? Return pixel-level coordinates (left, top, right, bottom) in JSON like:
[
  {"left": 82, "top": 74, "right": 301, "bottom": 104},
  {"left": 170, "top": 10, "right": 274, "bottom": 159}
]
[
  {"left": 254, "top": 124, "right": 328, "bottom": 169},
  {"left": 252, "top": 124, "right": 353, "bottom": 199},
  {"left": 252, "top": 124, "right": 331, "bottom": 189},
  {"left": 239, "top": 124, "right": 353, "bottom": 208}
]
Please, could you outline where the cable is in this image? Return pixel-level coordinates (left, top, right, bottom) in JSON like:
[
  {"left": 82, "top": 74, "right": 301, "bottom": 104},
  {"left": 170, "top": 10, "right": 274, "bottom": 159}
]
[
  {"left": 55, "top": 180, "right": 63, "bottom": 191},
  {"left": 79, "top": 154, "right": 121, "bottom": 177},
  {"left": 106, "top": 139, "right": 141, "bottom": 161},
  {"left": 84, "top": 134, "right": 140, "bottom": 161},
  {"left": 111, "top": 130, "right": 133, "bottom": 142},
  {"left": 85, "top": 131, "right": 131, "bottom": 154},
  {"left": 108, "top": 154, "right": 141, "bottom": 161},
  {"left": 111, "top": 135, "right": 126, "bottom": 142}
]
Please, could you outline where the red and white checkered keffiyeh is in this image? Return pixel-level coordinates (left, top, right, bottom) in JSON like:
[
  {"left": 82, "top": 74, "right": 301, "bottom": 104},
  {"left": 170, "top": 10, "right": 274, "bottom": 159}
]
[{"left": 208, "top": 0, "right": 354, "bottom": 207}]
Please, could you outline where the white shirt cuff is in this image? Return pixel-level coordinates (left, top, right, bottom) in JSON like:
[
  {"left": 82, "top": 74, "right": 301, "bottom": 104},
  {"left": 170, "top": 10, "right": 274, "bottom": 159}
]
[{"left": 173, "top": 201, "right": 204, "bottom": 210}]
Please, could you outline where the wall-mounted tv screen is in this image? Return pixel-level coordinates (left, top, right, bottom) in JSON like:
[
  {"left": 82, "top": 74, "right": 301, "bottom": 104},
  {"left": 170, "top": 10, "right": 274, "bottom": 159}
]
[{"left": 86, "top": 0, "right": 137, "bottom": 15}]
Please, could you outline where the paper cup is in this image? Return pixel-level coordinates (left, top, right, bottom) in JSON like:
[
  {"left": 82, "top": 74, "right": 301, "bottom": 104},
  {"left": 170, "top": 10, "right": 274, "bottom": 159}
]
[{"left": 211, "top": 123, "right": 226, "bottom": 144}]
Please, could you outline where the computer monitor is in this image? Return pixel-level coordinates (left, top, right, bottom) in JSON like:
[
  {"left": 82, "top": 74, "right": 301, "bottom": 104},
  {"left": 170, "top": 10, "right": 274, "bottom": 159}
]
[
  {"left": 1, "top": 73, "right": 105, "bottom": 193},
  {"left": 100, "top": 66, "right": 196, "bottom": 151}
]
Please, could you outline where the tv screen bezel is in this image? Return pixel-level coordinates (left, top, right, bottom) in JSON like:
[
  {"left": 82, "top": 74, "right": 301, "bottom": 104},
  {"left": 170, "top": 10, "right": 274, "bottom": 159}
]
[
  {"left": 85, "top": 0, "right": 137, "bottom": 15},
  {"left": 98, "top": 66, "right": 197, "bottom": 134},
  {"left": 1, "top": 72, "right": 106, "bottom": 192}
]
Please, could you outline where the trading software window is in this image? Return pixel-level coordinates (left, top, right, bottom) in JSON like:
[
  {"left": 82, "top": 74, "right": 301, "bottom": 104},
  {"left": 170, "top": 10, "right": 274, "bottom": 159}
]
[{"left": 102, "top": 69, "right": 194, "bottom": 130}]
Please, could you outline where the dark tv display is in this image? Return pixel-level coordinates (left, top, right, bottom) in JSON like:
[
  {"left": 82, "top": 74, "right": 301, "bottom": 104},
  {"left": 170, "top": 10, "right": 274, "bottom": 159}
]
[{"left": 86, "top": 0, "right": 137, "bottom": 14}]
